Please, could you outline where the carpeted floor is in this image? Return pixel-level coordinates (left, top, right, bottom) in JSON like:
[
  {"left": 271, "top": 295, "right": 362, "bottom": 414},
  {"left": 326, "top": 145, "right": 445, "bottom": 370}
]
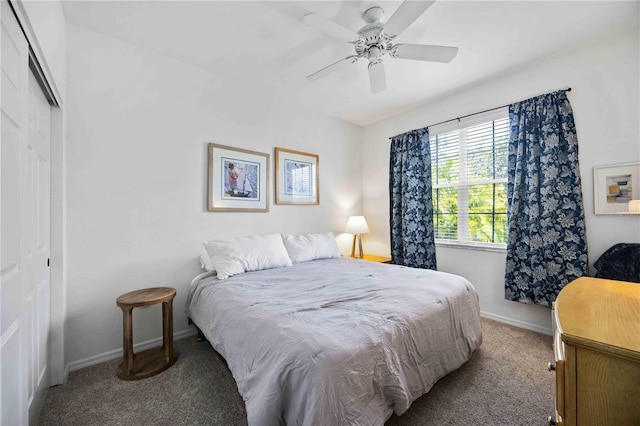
[{"left": 38, "top": 318, "right": 554, "bottom": 425}]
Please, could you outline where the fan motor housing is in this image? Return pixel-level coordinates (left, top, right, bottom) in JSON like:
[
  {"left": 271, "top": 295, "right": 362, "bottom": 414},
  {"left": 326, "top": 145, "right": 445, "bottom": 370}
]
[
  {"left": 355, "top": 7, "right": 394, "bottom": 57},
  {"left": 357, "top": 24, "right": 382, "bottom": 44},
  {"left": 355, "top": 24, "right": 392, "bottom": 58}
]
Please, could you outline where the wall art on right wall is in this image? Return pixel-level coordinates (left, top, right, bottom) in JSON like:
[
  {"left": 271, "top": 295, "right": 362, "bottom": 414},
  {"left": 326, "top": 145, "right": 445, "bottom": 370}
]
[{"left": 593, "top": 162, "right": 640, "bottom": 215}]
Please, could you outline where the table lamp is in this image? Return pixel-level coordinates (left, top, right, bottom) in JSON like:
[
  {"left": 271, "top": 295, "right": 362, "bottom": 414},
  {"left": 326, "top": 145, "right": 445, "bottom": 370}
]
[{"left": 345, "top": 216, "right": 370, "bottom": 259}]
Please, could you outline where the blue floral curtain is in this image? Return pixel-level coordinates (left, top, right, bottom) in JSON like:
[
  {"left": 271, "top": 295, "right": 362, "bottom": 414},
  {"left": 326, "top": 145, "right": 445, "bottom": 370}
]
[
  {"left": 389, "top": 128, "right": 437, "bottom": 270},
  {"left": 505, "top": 90, "right": 588, "bottom": 307}
]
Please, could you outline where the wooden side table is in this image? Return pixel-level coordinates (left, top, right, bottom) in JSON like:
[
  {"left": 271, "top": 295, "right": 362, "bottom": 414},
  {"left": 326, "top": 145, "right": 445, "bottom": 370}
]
[{"left": 116, "top": 287, "right": 178, "bottom": 380}]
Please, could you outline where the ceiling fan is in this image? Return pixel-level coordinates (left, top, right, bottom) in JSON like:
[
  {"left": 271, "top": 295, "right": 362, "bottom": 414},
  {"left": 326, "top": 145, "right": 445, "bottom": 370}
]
[{"left": 303, "top": 1, "right": 458, "bottom": 94}]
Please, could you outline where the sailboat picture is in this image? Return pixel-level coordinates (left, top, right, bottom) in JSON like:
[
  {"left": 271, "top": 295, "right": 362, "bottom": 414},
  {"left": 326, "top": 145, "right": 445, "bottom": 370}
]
[
  {"left": 208, "top": 143, "right": 269, "bottom": 212},
  {"left": 222, "top": 157, "right": 259, "bottom": 200}
]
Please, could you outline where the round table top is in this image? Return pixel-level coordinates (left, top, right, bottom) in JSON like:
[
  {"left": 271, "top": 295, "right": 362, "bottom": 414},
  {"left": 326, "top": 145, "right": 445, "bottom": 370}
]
[{"left": 117, "top": 287, "right": 176, "bottom": 308}]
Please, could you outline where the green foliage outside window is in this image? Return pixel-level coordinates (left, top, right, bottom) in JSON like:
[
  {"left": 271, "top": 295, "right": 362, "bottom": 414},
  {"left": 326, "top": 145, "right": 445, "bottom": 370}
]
[
  {"left": 467, "top": 184, "right": 507, "bottom": 243},
  {"left": 431, "top": 117, "right": 509, "bottom": 245},
  {"left": 433, "top": 187, "right": 458, "bottom": 239}
]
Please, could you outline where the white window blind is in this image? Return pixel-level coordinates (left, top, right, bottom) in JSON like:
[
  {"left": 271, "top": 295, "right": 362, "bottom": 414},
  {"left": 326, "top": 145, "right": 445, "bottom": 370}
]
[{"left": 430, "top": 109, "right": 509, "bottom": 246}]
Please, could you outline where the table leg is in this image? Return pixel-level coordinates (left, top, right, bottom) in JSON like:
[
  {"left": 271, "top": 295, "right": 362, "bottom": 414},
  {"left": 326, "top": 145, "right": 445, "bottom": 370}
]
[
  {"left": 162, "top": 299, "right": 174, "bottom": 361},
  {"left": 122, "top": 306, "right": 134, "bottom": 376}
]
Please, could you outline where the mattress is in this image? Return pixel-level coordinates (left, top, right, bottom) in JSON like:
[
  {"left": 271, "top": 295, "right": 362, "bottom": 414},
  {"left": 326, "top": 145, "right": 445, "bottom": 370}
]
[{"left": 186, "top": 257, "right": 482, "bottom": 426}]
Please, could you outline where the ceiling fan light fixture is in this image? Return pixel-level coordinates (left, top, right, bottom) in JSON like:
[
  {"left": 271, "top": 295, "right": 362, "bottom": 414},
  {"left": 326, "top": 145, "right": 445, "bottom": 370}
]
[{"left": 367, "top": 46, "right": 383, "bottom": 61}]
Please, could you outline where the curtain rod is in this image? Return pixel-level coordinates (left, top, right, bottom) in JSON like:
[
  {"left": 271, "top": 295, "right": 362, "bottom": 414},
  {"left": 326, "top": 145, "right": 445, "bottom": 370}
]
[{"left": 389, "top": 87, "right": 572, "bottom": 139}]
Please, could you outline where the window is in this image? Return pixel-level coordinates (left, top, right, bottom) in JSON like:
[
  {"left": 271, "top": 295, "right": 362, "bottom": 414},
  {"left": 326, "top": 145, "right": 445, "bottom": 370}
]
[{"left": 430, "top": 110, "right": 509, "bottom": 247}]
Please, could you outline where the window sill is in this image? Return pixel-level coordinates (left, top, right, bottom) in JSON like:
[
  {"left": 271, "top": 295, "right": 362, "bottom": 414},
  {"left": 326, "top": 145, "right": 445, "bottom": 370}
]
[{"left": 435, "top": 240, "right": 507, "bottom": 253}]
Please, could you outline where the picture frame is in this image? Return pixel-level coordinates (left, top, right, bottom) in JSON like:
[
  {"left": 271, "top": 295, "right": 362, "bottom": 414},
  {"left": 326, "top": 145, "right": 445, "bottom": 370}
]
[
  {"left": 275, "top": 147, "right": 319, "bottom": 205},
  {"left": 208, "top": 143, "right": 269, "bottom": 212},
  {"left": 593, "top": 162, "right": 640, "bottom": 215}
]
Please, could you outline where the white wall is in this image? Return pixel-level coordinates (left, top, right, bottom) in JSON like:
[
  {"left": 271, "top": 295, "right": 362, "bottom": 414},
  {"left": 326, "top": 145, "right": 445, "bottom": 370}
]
[
  {"left": 64, "top": 23, "right": 363, "bottom": 367},
  {"left": 362, "top": 24, "right": 640, "bottom": 334}
]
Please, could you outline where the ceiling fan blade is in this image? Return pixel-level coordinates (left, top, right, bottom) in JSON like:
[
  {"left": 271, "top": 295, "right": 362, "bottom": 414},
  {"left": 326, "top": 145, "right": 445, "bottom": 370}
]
[
  {"left": 392, "top": 44, "right": 458, "bottom": 63},
  {"left": 307, "top": 56, "right": 358, "bottom": 81},
  {"left": 383, "top": 0, "right": 436, "bottom": 39},
  {"left": 368, "top": 61, "right": 387, "bottom": 94},
  {"left": 303, "top": 13, "right": 356, "bottom": 42}
]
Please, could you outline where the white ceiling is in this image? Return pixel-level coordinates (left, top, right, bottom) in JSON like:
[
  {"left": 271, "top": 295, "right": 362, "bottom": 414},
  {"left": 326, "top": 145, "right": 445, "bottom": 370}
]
[{"left": 62, "top": 1, "right": 638, "bottom": 127}]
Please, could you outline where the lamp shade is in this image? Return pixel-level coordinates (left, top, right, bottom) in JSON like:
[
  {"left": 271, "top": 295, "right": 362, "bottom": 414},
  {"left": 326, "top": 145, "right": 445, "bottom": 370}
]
[
  {"left": 345, "top": 216, "right": 370, "bottom": 234},
  {"left": 629, "top": 200, "right": 640, "bottom": 213}
]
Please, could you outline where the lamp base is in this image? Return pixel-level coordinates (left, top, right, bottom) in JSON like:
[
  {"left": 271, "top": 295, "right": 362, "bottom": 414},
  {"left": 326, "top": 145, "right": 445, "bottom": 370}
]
[{"left": 350, "top": 234, "right": 364, "bottom": 259}]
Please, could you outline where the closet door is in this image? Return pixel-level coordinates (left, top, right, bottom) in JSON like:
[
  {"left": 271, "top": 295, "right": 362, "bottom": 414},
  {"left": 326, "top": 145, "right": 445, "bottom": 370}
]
[
  {"left": 1, "top": 0, "right": 52, "bottom": 423},
  {"left": 26, "top": 59, "right": 52, "bottom": 423},
  {"left": 1, "top": 1, "right": 30, "bottom": 423}
]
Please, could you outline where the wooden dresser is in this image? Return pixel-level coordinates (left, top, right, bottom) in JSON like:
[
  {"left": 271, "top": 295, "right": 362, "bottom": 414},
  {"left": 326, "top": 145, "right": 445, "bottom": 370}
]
[{"left": 550, "top": 277, "right": 640, "bottom": 425}]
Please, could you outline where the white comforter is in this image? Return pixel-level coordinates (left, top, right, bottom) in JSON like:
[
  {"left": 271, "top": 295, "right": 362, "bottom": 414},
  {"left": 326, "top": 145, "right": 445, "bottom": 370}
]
[{"left": 186, "top": 258, "right": 482, "bottom": 426}]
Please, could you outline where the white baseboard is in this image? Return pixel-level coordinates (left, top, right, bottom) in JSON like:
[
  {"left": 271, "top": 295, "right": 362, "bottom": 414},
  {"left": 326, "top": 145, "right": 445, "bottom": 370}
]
[
  {"left": 63, "top": 314, "right": 550, "bottom": 382},
  {"left": 480, "top": 311, "right": 552, "bottom": 336},
  {"left": 63, "top": 328, "right": 197, "bottom": 381}
]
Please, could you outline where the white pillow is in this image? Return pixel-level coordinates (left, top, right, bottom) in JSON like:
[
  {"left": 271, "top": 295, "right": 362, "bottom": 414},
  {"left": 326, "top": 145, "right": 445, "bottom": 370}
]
[
  {"left": 199, "top": 251, "right": 214, "bottom": 272},
  {"left": 202, "top": 234, "right": 292, "bottom": 279},
  {"left": 281, "top": 232, "right": 341, "bottom": 263}
]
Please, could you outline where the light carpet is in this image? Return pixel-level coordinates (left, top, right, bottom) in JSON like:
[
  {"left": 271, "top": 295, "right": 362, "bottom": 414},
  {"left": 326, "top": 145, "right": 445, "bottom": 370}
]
[{"left": 39, "top": 318, "right": 554, "bottom": 425}]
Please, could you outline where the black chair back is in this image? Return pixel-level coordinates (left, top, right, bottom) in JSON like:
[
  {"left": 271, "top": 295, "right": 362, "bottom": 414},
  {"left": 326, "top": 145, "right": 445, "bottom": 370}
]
[{"left": 593, "top": 243, "right": 640, "bottom": 283}]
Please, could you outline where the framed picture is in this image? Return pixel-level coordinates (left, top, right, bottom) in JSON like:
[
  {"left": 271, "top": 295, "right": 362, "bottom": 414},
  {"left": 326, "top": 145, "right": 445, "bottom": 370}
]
[
  {"left": 275, "top": 148, "right": 319, "bottom": 205},
  {"left": 593, "top": 162, "right": 640, "bottom": 215},
  {"left": 208, "top": 143, "right": 269, "bottom": 212}
]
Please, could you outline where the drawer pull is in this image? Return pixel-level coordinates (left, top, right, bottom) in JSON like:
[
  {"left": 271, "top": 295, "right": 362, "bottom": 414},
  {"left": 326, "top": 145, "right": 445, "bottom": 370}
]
[{"left": 547, "top": 362, "right": 556, "bottom": 371}]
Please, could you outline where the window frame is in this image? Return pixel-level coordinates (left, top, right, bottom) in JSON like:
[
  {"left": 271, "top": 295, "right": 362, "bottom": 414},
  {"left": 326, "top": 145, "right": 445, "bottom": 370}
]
[{"left": 429, "top": 108, "right": 509, "bottom": 251}]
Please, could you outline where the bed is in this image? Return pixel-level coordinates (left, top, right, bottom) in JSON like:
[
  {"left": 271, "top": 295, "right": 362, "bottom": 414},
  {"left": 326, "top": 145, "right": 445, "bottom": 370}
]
[{"left": 186, "top": 255, "right": 482, "bottom": 426}]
